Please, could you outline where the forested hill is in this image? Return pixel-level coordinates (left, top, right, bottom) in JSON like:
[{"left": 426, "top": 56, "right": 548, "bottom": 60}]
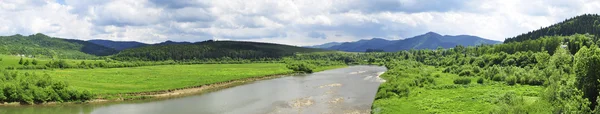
[
  {"left": 112, "top": 40, "right": 325, "bottom": 61},
  {"left": 0, "top": 33, "right": 117, "bottom": 59},
  {"left": 326, "top": 32, "right": 500, "bottom": 52},
  {"left": 88, "top": 39, "right": 148, "bottom": 51},
  {"left": 504, "top": 14, "right": 600, "bottom": 43}
]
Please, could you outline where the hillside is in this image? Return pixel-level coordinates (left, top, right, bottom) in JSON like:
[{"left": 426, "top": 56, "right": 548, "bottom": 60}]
[
  {"left": 505, "top": 14, "right": 600, "bottom": 43},
  {"left": 326, "top": 32, "right": 500, "bottom": 52},
  {"left": 112, "top": 40, "right": 325, "bottom": 61},
  {"left": 0, "top": 33, "right": 117, "bottom": 59},
  {"left": 88, "top": 39, "right": 148, "bottom": 51}
]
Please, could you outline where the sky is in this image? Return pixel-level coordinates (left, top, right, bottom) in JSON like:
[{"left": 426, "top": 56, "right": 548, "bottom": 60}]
[{"left": 0, "top": 0, "right": 599, "bottom": 46}]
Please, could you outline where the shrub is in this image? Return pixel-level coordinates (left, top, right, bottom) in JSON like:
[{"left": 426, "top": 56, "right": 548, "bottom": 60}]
[
  {"left": 286, "top": 62, "right": 316, "bottom": 73},
  {"left": 24, "top": 60, "right": 30, "bottom": 66},
  {"left": 492, "top": 74, "right": 506, "bottom": 81},
  {"left": 392, "top": 84, "right": 410, "bottom": 98},
  {"left": 0, "top": 71, "right": 93, "bottom": 104},
  {"left": 459, "top": 70, "right": 473, "bottom": 76},
  {"left": 32, "top": 59, "right": 38, "bottom": 65},
  {"left": 454, "top": 77, "right": 471, "bottom": 85},
  {"left": 477, "top": 77, "right": 485, "bottom": 84},
  {"left": 506, "top": 75, "right": 517, "bottom": 86}
]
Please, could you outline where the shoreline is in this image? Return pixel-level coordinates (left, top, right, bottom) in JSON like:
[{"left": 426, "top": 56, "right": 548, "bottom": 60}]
[{"left": 0, "top": 65, "right": 348, "bottom": 106}]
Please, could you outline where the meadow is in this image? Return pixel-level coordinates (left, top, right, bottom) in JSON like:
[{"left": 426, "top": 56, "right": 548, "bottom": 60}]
[{"left": 32, "top": 63, "right": 295, "bottom": 95}]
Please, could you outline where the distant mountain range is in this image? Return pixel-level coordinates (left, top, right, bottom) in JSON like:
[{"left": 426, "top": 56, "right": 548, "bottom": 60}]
[
  {"left": 0, "top": 32, "right": 499, "bottom": 59},
  {"left": 305, "top": 42, "right": 344, "bottom": 48},
  {"left": 308, "top": 32, "right": 501, "bottom": 52}
]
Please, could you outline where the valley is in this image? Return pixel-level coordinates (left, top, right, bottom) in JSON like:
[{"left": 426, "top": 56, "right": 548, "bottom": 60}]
[{"left": 1, "top": 14, "right": 600, "bottom": 114}]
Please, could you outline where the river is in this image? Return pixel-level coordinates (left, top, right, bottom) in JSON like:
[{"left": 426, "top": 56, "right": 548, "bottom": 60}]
[{"left": 0, "top": 65, "right": 387, "bottom": 114}]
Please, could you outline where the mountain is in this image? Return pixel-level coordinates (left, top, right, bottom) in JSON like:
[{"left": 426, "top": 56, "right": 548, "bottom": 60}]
[
  {"left": 88, "top": 39, "right": 148, "bottom": 51},
  {"left": 505, "top": 14, "right": 600, "bottom": 43},
  {"left": 328, "top": 38, "right": 395, "bottom": 52},
  {"left": 325, "top": 32, "right": 500, "bottom": 52},
  {"left": 0, "top": 33, "right": 117, "bottom": 59},
  {"left": 306, "top": 42, "right": 344, "bottom": 48},
  {"left": 156, "top": 40, "right": 193, "bottom": 45},
  {"left": 112, "top": 40, "right": 325, "bottom": 61}
]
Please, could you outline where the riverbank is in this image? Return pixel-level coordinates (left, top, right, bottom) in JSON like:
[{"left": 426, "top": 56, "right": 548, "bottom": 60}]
[
  {"left": 1, "top": 64, "right": 347, "bottom": 106},
  {"left": 96, "top": 65, "right": 348, "bottom": 102}
]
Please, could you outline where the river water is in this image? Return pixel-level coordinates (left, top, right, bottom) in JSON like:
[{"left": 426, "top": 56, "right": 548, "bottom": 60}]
[{"left": 0, "top": 65, "right": 387, "bottom": 114}]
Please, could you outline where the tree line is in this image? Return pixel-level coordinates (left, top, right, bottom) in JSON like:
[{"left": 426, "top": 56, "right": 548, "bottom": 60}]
[{"left": 505, "top": 14, "right": 600, "bottom": 43}]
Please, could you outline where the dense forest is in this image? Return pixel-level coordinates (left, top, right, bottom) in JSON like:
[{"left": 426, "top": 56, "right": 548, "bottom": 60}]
[
  {"left": 88, "top": 40, "right": 148, "bottom": 51},
  {"left": 112, "top": 40, "right": 325, "bottom": 61},
  {"left": 505, "top": 14, "right": 600, "bottom": 43}
]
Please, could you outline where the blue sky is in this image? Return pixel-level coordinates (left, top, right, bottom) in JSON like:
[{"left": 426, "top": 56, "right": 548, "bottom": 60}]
[{"left": 0, "top": 0, "right": 599, "bottom": 46}]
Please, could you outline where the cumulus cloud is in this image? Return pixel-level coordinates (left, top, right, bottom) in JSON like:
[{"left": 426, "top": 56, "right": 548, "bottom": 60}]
[{"left": 0, "top": 0, "right": 599, "bottom": 45}]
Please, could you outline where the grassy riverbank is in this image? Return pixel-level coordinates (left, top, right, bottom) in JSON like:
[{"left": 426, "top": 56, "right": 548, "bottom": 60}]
[{"left": 28, "top": 63, "right": 345, "bottom": 100}]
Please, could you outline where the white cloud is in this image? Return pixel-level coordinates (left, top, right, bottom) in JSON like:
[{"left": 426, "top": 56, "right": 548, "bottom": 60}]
[{"left": 0, "top": 0, "right": 599, "bottom": 46}]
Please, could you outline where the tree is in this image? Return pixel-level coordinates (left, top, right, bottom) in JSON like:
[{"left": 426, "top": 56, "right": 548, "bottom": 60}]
[
  {"left": 18, "top": 58, "right": 23, "bottom": 65},
  {"left": 32, "top": 59, "right": 38, "bottom": 65},
  {"left": 574, "top": 46, "right": 600, "bottom": 109}
]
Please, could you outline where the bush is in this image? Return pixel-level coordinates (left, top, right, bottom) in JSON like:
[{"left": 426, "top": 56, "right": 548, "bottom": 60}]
[
  {"left": 506, "top": 75, "right": 517, "bottom": 86},
  {"left": 454, "top": 77, "right": 471, "bottom": 85},
  {"left": 392, "top": 84, "right": 410, "bottom": 98},
  {"left": 492, "top": 74, "right": 506, "bottom": 81},
  {"left": 286, "top": 62, "right": 316, "bottom": 73},
  {"left": 459, "top": 70, "right": 473, "bottom": 76},
  {"left": 0, "top": 71, "right": 94, "bottom": 104},
  {"left": 477, "top": 77, "right": 485, "bottom": 84}
]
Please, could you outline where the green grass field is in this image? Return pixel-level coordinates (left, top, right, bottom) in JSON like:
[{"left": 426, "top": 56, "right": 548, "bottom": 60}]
[
  {"left": 32, "top": 63, "right": 298, "bottom": 94},
  {"left": 373, "top": 84, "right": 543, "bottom": 114}
]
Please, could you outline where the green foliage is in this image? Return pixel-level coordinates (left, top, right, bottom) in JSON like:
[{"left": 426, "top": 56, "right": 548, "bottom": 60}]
[
  {"left": 506, "top": 75, "right": 517, "bottom": 86},
  {"left": 113, "top": 41, "right": 325, "bottom": 61},
  {"left": 453, "top": 77, "right": 471, "bottom": 85},
  {"left": 477, "top": 77, "right": 484, "bottom": 84},
  {"left": 286, "top": 62, "right": 316, "bottom": 73},
  {"left": 574, "top": 46, "right": 600, "bottom": 109},
  {"left": 371, "top": 34, "right": 600, "bottom": 113},
  {"left": 31, "top": 59, "right": 38, "bottom": 65},
  {"left": 0, "top": 71, "right": 93, "bottom": 104},
  {"left": 23, "top": 60, "right": 30, "bottom": 66},
  {"left": 505, "top": 14, "right": 600, "bottom": 44},
  {"left": 18, "top": 58, "right": 23, "bottom": 65}
]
